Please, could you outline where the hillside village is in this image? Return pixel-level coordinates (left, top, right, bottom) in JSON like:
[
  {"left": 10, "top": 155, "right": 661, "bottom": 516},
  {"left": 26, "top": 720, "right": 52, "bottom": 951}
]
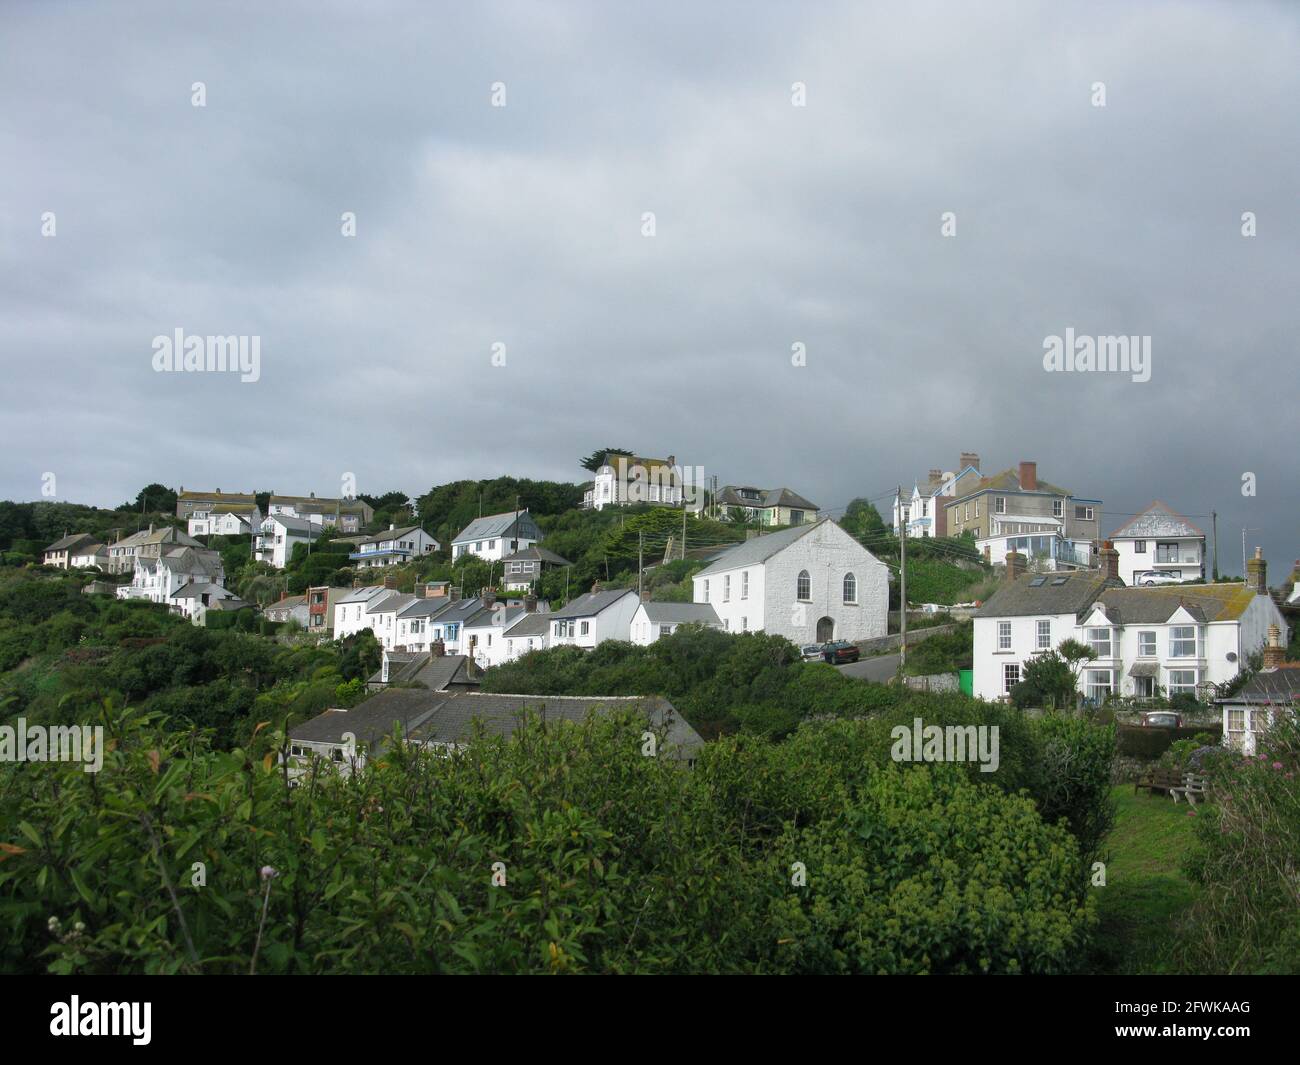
[{"left": 12, "top": 448, "right": 1297, "bottom": 760}]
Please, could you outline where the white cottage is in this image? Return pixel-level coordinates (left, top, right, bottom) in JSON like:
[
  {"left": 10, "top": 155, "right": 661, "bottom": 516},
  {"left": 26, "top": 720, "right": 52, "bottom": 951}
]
[
  {"left": 1109, "top": 501, "right": 1207, "bottom": 585},
  {"left": 690, "top": 518, "right": 888, "bottom": 645},
  {"left": 550, "top": 589, "right": 641, "bottom": 649},
  {"left": 629, "top": 602, "right": 722, "bottom": 645},
  {"left": 973, "top": 547, "right": 1287, "bottom": 702}
]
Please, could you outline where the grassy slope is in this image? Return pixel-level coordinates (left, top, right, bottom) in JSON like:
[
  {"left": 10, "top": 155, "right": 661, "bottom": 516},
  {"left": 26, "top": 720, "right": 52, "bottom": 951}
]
[{"left": 1085, "top": 785, "right": 1199, "bottom": 974}]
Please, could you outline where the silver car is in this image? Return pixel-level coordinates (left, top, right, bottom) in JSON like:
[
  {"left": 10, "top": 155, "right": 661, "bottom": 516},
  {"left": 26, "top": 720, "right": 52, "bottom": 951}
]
[
  {"left": 801, "top": 643, "right": 826, "bottom": 662},
  {"left": 1137, "top": 571, "right": 1180, "bottom": 586}
]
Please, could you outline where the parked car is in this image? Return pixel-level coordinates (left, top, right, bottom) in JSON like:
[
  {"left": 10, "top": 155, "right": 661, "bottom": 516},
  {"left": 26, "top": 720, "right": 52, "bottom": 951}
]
[
  {"left": 1140, "top": 711, "right": 1182, "bottom": 728},
  {"left": 801, "top": 643, "right": 826, "bottom": 662},
  {"left": 821, "top": 640, "right": 861, "bottom": 665},
  {"left": 1137, "top": 571, "right": 1180, "bottom": 586}
]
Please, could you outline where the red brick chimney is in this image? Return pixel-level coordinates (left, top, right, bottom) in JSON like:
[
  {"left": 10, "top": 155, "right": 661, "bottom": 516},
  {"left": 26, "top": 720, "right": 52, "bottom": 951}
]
[
  {"left": 1246, "top": 547, "right": 1268, "bottom": 595},
  {"left": 1262, "top": 624, "right": 1284, "bottom": 669},
  {"left": 383, "top": 574, "right": 397, "bottom": 590},
  {"left": 1005, "top": 551, "right": 1026, "bottom": 581},
  {"left": 1018, "top": 461, "right": 1037, "bottom": 491},
  {"left": 1100, "top": 540, "right": 1120, "bottom": 583}
]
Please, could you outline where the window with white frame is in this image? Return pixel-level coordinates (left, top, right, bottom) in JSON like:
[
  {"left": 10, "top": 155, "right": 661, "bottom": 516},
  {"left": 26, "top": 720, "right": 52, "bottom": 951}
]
[
  {"left": 1226, "top": 707, "right": 1245, "bottom": 736},
  {"left": 740, "top": 617, "right": 747, "bottom": 631},
  {"left": 994, "top": 497, "right": 1006, "bottom": 515},
  {"left": 1086, "top": 669, "right": 1113, "bottom": 701},
  {"left": 741, "top": 571, "right": 748, "bottom": 599},
  {"left": 1170, "top": 626, "right": 1197, "bottom": 658},
  {"left": 797, "top": 570, "right": 811, "bottom": 601},
  {"left": 1138, "top": 630, "right": 1156, "bottom": 657},
  {"left": 1250, "top": 708, "right": 1272, "bottom": 734},
  {"left": 1167, "top": 668, "right": 1197, "bottom": 696},
  {"left": 1075, "top": 505, "right": 1094, "bottom": 521},
  {"left": 843, "top": 573, "right": 857, "bottom": 603},
  {"left": 1086, "top": 626, "right": 1111, "bottom": 657},
  {"left": 723, "top": 575, "right": 731, "bottom": 602},
  {"left": 1133, "top": 540, "right": 1147, "bottom": 554},
  {"left": 1036, "top": 619, "right": 1051, "bottom": 650},
  {"left": 974, "top": 499, "right": 980, "bottom": 518},
  {"left": 1053, "top": 499, "right": 1063, "bottom": 518},
  {"left": 703, "top": 579, "right": 709, "bottom": 601},
  {"left": 1003, "top": 663, "right": 1020, "bottom": 693},
  {"left": 579, "top": 621, "right": 590, "bottom": 636},
  {"left": 998, "top": 621, "right": 1012, "bottom": 651}
]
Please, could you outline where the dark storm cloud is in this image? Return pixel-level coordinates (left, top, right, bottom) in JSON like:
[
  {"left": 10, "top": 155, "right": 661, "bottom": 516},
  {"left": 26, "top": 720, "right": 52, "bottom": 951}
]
[{"left": 1, "top": 0, "right": 1296, "bottom": 571}]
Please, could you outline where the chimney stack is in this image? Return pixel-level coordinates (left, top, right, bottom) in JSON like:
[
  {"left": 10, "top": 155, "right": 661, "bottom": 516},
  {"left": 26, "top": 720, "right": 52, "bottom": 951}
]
[
  {"left": 383, "top": 574, "right": 397, "bottom": 590},
  {"left": 927, "top": 468, "right": 942, "bottom": 485},
  {"left": 352, "top": 578, "right": 362, "bottom": 588},
  {"left": 482, "top": 587, "right": 497, "bottom": 609},
  {"left": 960, "top": 452, "right": 980, "bottom": 472},
  {"left": 414, "top": 582, "right": 426, "bottom": 598},
  {"left": 450, "top": 586, "right": 461, "bottom": 602},
  {"left": 590, "top": 581, "right": 601, "bottom": 594},
  {"left": 1005, "top": 551, "right": 1026, "bottom": 582},
  {"left": 1262, "top": 624, "right": 1285, "bottom": 669},
  {"left": 1018, "top": 461, "right": 1037, "bottom": 491},
  {"left": 1100, "top": 540, "right": 1120, "bottom": 583},
  {"left": 431, "top": 638, "right": 445, "bottom": 658},
  {"left": 1247, "top": 547, "right": 1268, "bottom": 595},
  {"left": 525, "top": 592, "right": 538, "bottom": 613}
]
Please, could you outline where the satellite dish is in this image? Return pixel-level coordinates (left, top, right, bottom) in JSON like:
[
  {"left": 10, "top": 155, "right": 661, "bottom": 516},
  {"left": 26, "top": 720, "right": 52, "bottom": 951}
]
[{"left": 1226, "top": 652, "right": 1238, "bottom": 662}]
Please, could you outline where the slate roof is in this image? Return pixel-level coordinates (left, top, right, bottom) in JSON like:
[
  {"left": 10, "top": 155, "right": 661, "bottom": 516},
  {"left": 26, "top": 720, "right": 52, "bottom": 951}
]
[
  {"left": 975, "top": 571, "right": 1112, "bottom": 619},
  {"left": 452, "top": 511, "right": 539, "bottom": 544},
  {"left": 501, "top": 545, "right": 571, "bottom": 566},
  {"left": 1217, "top": 665, "right": 1300, "bottom": 705},
  {"left": 367, "top": 653, "right": 478, "bottom": 690},
  {"left": 504, "top": 612, "right": 553, "bottom": 638},
  {"left": 716, "top": 486, "right": 819, "bottom": 511},
  {"left": 179, "top": 490, "right": 256, "bottom": 504},
  {"left": 171, "top": 581, "right": 239, "bottom": 601},
  {"left": 693, "top": 519, "right": 827, "bottom": 579},
  {"left": 367, "top": 592, "right": 418, "bottom": 615},
  {"left": 1110, "top": 501, "right": 1204, "bottom": 540},
  {"left": 157, "top": 546, "right": 223, "bottom": 578},
  {"left": 954, "top": 466, "right": 1070, "bottom": 500},
  {"left": 291, "top": 690, "right": 704, "bottom": 758},
  {"left": 45, "top": 533, "right": 98, "bottom": 552},
  {"left": 551, "top": 589, "right": 638, "bottom": 618},
  {"left": 265, "top": 515, "right": 315, "bottom": 535},
  {"left": 397, "top": 597, "right": 457, "bottom": 619},
  {"left": 1096, "top": 584, "right": 1259, "bottom": 624},
  {"left": 338, "top": 584, "right": 388, "bottom": 605},
  {"left": 639, "top": 602, "right": 722, "bottom": 626},
  {"left": 358, "top": 525, "right": 427, "bottom": 546},
  {"left": 465, "top": 606, "right": 526, "bottom": 631},
  {"left": 264, "top": 595, "right": 308, "bottom": 613},
  {"left": 112, "top": 527, "right": 203, "bottom": 551}
]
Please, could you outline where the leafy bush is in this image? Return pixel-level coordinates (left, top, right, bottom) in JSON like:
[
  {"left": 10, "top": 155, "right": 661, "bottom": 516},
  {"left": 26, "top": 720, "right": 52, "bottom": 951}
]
[
  {"left": 1177, "top": 716, "right": 1300, "bottom": 973},
  {"left": 769, "top": 765, "right": 1094, "bottom": 973},
  {"left": 0, "top": 706, "right": 1097, "bottom": 975}
]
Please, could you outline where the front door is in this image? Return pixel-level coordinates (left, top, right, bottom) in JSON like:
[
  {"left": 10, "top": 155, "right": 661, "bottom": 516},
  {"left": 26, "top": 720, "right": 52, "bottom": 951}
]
[{"left": 816, "top": 616, "right": 834, "bottom": 642}]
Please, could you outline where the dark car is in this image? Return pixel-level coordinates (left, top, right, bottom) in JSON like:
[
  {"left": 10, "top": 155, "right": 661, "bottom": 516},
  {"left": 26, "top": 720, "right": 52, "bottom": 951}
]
[{"left": 822, "top": 640, "right": 860, "bottom": 665}]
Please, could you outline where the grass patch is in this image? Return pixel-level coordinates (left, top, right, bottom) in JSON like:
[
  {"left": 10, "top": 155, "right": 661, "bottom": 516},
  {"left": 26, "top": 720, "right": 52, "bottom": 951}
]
[{"left": 1085, "top": 785, "right": 1200, "bottom": 973}]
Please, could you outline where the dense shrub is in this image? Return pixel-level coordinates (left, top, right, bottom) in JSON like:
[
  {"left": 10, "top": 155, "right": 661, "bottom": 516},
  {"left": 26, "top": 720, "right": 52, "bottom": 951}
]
[
  {"left": 769, "top": 765, "right": 1093, "bottom": 973},
  {"left": 1176, "top": 717, "right": 1300, "bottom": 973},
  {"left": 0, "top": 707, "right": 1096, "bottom": 975}
]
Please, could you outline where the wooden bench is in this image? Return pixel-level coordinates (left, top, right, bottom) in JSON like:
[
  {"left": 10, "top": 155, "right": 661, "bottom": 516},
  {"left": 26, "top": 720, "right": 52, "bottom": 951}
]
[
  {"left": 1134, "top": 768, "right": 1183, "bottom": 797},
  {"left": 1170, "top": 772, "right": 1210, "bottom": 806}
]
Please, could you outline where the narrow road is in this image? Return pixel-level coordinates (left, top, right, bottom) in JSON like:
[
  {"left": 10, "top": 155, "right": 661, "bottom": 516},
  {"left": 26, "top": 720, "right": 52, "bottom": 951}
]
[{"left": 836, "top": 652, "right": 901, "bottom": 683}]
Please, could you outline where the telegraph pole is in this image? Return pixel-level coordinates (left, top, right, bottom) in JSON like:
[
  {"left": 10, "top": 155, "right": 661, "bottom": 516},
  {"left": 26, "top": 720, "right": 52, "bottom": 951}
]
[
  {"left": 1211, "top": 510, "right": 1218, "bottom": 581},
  {"left": 638, "top": 531, "right": 644, "bottom": 598},
  {"left": 898, "top": 486, "right": 907, "bottom": 669}
]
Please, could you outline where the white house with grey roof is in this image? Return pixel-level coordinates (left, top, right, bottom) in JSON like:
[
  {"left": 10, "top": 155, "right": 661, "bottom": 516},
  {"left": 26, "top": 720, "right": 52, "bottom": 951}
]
[
  {"left": 117, "top": 545, "right": 226, "bottom": 616},
  {"left": 630, "top": 601, "right": 722, "bottom": 645},
  {"left": 333, "top": 584, "right": 395, "bottom": 641},
  {"left": 550, "top": 589, "right": 640, "bottom": 648},
  {"left": 973, "top": 548, "right": 1287, "bottom": 703},
  {"left": 255, "top": 514, "right": 316, "bottom": 569},
  {"left": 451, "top": 510, "right": 541, "bottom": 562},
  {"left": 1109, "top": 501, "right": 1206, "bottom": 585},
  {"left": 691, "top": 518, "right": 888, "bottom": 645},
  {"left": 349, "top": 524, "right": 440, "bottom": 569},
  {"left": 503, "top": 611, "right": 551, "bottom": 661}
]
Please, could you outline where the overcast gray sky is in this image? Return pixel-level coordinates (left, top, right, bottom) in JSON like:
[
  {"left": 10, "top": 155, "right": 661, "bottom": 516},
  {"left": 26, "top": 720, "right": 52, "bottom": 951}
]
[{"left": 2, "top": 0, "right": 1296, "bottom": 575}]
